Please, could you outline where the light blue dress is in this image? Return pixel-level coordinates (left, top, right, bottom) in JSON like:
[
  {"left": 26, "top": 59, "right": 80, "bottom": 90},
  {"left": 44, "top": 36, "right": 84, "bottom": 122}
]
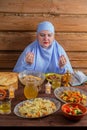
[{"left": 13, "top": 39, "right": 73, "bottom": 74}]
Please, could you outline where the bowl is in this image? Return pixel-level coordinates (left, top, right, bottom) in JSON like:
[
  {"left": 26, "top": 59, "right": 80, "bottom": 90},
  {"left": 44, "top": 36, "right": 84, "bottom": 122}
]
[
  {"left": 61, "top": 103, "right": 87, "bottom": 121},
  {"left": 18, "top": 70, "right": 45, "bottom": 91}
]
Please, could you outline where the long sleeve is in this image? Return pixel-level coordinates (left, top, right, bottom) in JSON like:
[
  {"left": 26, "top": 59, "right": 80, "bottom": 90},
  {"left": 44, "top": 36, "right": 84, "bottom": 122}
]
[{"left": 13, "top": 40, "right": 73, "bottom": 74}]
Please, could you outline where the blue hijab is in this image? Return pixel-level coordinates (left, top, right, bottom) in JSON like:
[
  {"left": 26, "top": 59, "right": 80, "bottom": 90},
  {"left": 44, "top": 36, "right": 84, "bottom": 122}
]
[
  {"left": 13, "top": 21, "right": 73, "bottom": 74},
  {"left": 37, "top": 21, "right": 54, "bottom": 34}
]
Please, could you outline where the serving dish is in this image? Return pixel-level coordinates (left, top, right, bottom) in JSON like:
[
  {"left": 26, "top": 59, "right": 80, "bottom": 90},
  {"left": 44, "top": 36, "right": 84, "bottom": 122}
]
[
  {"left": 14, "top": 97, "right": 61, "bottom": 119},
  {"left": 45, "top": 73, "right": 62, "bottom": 82},
  {"left": 61, "top": 103, "right": 87, "bottom": 121},
  {"left": 13, "top": 97, "right": 61, "bottom": 119},
  {"left": 45, "top": 73, "right": 71, "bottom": 87},
  {"left": 18, "top": 70, "right": 45, "bottom": 91},
  {"left": 54, "top": 87, "right": 87, "bottom": 106}
]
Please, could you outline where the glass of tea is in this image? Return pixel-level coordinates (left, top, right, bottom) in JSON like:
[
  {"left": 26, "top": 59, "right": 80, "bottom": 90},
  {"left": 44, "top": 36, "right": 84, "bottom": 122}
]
[
  {"left": 24, "top": 79, "right": 38, "bottom": 99},
  {"left": 52, "top": 76, "right": 61, "bottom": 89},
  {"left": 0, "top": 98, "right": 11, "bottom": 114}
]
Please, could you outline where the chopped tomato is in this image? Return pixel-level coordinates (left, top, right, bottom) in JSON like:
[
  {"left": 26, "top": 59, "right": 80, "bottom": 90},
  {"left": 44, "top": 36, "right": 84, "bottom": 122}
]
[
  {"left": 63, "top": 106, "right": 71, "bottom": 113},
  {"left": 63, "top": 104, "right": 83, "bottom": 115}
]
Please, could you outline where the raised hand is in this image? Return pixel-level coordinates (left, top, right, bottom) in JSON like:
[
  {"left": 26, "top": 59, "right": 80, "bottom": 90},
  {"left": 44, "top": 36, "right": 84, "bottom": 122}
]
[
  {"left": 58, "top": 55, "right": 67, "bottom": 68},
  {"left": 25, "top": 52, "right": 34, "bottom": 64}
]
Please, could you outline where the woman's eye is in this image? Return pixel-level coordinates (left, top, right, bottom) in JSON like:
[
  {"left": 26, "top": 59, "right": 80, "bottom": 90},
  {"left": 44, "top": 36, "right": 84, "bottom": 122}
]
[
  {"left": 48, "top": 34, "right": 52, "bottom": 37},
  {"left": 40, "top": 33, "right": 52, "bottom": 37},
  {"left": 40, "top": 34, "right": 45, "bottom": 37}
]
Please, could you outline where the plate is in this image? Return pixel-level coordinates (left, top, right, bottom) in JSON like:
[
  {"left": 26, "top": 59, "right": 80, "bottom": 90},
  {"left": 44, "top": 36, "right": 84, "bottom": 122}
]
[
  {"left": 45, "top": 73, "right": 62, "bottom": 82},
  {"left": 13, "top": 97, "right": 61, "bottom": 118},
  {"left": 54, "top": 87, "right": 87, "bottom": 106}
]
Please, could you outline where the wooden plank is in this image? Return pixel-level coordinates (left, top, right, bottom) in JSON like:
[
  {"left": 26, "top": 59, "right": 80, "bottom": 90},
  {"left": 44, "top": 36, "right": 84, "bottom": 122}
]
[
  {"left": 71, "top": 61, "right": 87, "bottom": 68},
  {"left": 0, "top": 68, "right": 12, "bottom": 72},
  {"left": 0, "top": 15, "right": 87, "bottom": 32},
  {"left": 0, "top": 67, "right": 87, "bottom": 74},
  {"left": 0, "top": 60, "right": 87, "bottom": 74},
  {"left": 56, "top": 32, "right": 87, "bottom": 40},
  {"left": 0, "top": 59, "right": 87, "bottom": 67},
  {"left": 0, "top": 52, "right": 87, "bottom": 61},
  {"left": 0, "top": 40, "right": 87, "bottom": 51},
  {"left": 72, "top": 69, "right": 87, "bottom": 75},
  {"left": 0, "top": 58, "right": 87, "bottom": 74},
  {"left": 0, "top": 53, "right": 20, "bottom": 60},
  {"left": 0, "top": 53, "right": 87, "bottom": 73},
  {"left": 0, "top": 32, "right": 34, "bottom": 51},
  {"left": 0, "top": 0, "right": 87, "bottom": 14},
  {"left": 0, "top": 59, "right": 87, "bottom": 68},
  {"left": 0, "top": 0, "right": 53, "bottom": 13},
  {"left": 0, "top": 32, "right": 87, "bottom": 51},
  {"left": 0, "top": 61, "right": 15, "bottom": 69},
  {"left": 60, "top": 41, "right": 87, "bottom": 51},
  {"left": 0, "top": 32, "right": 87, "bottom": 42},
  {"left": 67, "top": 52, "right": 87, "bottom": 60},
  {"left": 52, "top": 0, "right": 87, "bottom": 14}
]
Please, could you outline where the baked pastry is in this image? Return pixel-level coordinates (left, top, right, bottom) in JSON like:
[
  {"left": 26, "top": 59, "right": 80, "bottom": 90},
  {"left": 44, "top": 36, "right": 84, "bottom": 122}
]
[{"left": 0, "top": 72, "right": 18, "bottom": 90}]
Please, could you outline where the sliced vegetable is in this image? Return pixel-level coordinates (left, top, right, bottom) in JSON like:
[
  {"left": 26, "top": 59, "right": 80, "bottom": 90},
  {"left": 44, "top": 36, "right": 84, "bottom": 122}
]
[{"left": 63, "top": 104, "right": 83, "bottom": 115}]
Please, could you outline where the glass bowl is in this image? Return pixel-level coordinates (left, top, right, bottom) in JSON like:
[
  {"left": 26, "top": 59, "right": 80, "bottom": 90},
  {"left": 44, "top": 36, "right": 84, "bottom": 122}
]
[{"left": 18, "top": 70, "right": 45, "bottom": 91}]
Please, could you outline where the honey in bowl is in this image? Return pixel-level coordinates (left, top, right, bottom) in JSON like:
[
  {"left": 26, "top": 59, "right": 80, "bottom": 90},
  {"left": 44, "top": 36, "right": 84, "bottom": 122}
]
[{"left": 24, "top": 79, "right": 38, "bottom": 99}]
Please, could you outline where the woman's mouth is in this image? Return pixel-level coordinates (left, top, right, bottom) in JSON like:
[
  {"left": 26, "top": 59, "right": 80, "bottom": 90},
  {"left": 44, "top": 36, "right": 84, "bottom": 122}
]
[{"left": 43, "top": 42, "right": 48, "bottom": 44}]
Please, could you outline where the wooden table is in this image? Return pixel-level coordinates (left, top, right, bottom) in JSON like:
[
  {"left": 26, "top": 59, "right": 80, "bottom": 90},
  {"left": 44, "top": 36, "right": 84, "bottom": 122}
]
[{"left": 0, "top": 81, "right": 87, "bottom": 127}]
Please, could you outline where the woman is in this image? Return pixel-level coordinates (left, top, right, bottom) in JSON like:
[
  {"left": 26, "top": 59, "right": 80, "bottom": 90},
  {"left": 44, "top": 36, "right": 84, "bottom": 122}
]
[{"left": 13, "top": 21, "right": 73, "bottom": 74}]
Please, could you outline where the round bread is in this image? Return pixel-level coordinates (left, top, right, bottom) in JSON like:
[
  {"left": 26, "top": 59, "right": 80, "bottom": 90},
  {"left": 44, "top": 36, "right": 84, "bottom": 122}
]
[{"left": 0, "top": 72, "right": 18, "bottom": 89}]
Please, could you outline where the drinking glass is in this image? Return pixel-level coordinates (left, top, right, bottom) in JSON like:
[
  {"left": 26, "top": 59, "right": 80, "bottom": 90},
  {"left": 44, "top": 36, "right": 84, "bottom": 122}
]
[
  {"left": 52, "top": 76, "right": 61, "bottom": 89},
  {"left": 0, "top": 98, "right": 11, "bottom": 114}
]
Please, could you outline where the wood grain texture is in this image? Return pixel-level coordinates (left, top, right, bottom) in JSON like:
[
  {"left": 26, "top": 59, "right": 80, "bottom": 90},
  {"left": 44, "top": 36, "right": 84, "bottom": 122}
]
[
  {"left": 0, "top": 15, "right": 87, "bottom": 32},
  {"left": 0, "top": 82, "right": 87, "bottom": 126},
  {"left": 0, "top": 0, "right": 87, "bottom": 74},
  {"left": 0, "top": 0, "right": 87, "bottom": 14}
]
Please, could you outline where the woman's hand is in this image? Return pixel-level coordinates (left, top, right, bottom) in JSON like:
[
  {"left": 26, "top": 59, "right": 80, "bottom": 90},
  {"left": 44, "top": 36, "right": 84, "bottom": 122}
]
[
  {"left": 58, "top": 55, "right": 67, "bottom": 68},
  {"left": 25, "top": 52, "right": 34, "bottom": 64}
]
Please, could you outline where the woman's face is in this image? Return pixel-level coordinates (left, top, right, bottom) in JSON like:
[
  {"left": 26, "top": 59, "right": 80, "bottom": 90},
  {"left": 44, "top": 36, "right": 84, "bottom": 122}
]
[{"left": 37, "top": 30, "right": 54, "bottom": 48}]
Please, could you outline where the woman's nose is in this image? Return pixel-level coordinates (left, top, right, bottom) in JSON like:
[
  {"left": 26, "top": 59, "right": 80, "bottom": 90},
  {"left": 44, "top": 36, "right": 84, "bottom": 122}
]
[{"left": 44, "top": 35, "right": 48, "bottom": 40}]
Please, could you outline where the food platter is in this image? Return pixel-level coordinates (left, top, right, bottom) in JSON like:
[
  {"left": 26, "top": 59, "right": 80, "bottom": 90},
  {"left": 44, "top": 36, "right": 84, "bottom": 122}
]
[
  {"left": 14, "top": 97, "right": 61, "bottom": 118},
  {"left": 45, "top": 73, "right": 62, "bottom": 82},
  {"left": 13, "top": 97, "right": 61, "bottom": 118},
  {"left": 54, "top": 87, "right": 87, "bottom": 106}
]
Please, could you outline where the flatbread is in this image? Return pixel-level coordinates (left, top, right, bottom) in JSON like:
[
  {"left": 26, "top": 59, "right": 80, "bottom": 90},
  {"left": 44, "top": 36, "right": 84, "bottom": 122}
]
[{"left": 0, "top": 72, "right": 18, "bottom": 89}]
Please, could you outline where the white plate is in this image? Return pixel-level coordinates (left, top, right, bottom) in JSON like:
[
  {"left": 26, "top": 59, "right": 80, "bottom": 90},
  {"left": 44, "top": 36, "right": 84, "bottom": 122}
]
[
  {"left": 54, "top": 87, "right": 87, "bottom": 106},
  {"left": 13, "top": 97, "right": 61, "bottom": 118}
]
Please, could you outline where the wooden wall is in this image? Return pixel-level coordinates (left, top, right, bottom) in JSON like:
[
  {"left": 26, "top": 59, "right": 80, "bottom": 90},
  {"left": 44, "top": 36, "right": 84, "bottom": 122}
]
[{"left": 0, "top": 0, "right": 87, "bottom": 74}]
